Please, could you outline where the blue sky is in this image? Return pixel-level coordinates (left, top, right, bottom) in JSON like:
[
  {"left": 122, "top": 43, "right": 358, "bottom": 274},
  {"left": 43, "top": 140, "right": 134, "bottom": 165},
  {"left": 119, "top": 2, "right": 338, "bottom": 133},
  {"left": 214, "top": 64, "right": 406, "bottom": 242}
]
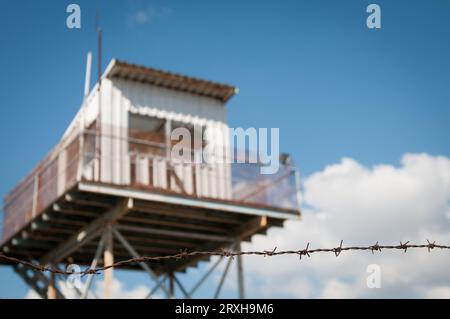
[{"left": 0, "top": 0, "right": 449, "bottom": 298}]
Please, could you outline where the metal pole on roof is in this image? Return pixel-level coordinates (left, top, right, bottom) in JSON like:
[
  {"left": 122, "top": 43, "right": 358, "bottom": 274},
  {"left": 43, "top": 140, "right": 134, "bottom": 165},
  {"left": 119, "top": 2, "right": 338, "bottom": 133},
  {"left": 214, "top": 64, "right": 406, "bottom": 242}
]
[{"left": 84, "top": 51, "right": 92, "bottom": 99}]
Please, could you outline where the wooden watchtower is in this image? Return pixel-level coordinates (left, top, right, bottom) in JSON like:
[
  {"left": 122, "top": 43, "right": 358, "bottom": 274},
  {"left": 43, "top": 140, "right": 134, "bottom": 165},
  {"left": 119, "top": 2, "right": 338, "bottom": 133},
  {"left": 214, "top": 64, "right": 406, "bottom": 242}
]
[{"left": 0, "top": 59, "right": 301, "bottom": 299}]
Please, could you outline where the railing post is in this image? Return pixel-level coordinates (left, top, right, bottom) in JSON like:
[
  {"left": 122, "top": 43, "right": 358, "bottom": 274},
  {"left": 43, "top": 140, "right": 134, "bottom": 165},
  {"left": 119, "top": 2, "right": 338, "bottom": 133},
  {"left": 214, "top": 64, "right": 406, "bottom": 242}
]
[
  {"left": 165, "top": 119, "right": 172, "bottom": 159},
  {"left": 165, "top": 119, "right": 172, "bottom": 190},
  {"left": 31, "top": 175, "right": 39, "bottom": 218},
  {"left": 77, "top": 132, "right": 85, "bottom": 182}
]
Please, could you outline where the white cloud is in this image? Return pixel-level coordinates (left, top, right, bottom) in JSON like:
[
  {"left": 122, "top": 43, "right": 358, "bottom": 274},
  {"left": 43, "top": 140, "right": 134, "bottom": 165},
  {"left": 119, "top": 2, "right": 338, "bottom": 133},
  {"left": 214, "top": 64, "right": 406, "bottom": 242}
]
[
  {"left": 129, "top": 6, "right": 171, "bottom": 26},
  {"left": 242, "top": 153, "right": 450, "bottom": 298},
  {"left": 93, "top": 278, "right": 150, "bottom": 299},
  {"left": 424, "top": 286, "right": 450, "bottom": 299},
  {"left": 24, "top": 277, "right": 153, "bottom": 299},
  {"left": 319, "top": 280, "right": 361, "bottom": 299},
  {"left": 24, "top": 289, "right": 41, "bottom": 299}
]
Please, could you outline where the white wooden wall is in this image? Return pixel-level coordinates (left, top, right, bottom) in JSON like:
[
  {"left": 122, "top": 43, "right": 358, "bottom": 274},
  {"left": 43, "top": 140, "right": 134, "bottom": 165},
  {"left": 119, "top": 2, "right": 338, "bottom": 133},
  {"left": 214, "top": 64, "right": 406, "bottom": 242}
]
[
  {"left": 71, "top": 78, "right": 234, "bottom": 200},
  {"left": 99, "top": 79, "right": 130, "bottom": 185}
]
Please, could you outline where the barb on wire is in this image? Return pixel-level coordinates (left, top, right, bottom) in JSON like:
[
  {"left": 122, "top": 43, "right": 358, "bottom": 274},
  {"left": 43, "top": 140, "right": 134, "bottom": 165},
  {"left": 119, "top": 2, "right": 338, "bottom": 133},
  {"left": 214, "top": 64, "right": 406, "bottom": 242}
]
[
  {"left": 333, "top": 240, "right": 344, "bottom": 257},
  {"left": 0, "top": 240, "right": 449, "bottom": 276},
  {"left": 370, "top": 241, "right": 381, "bottom": 254},
  {"left": 427, "top": 239, "right": 436, "bottom": 252},
  {"left": 297, "top": 242, "right": 310, "bottom": 260},
  {"left": 264, "top": 247, "right": 277, "bottom": 257}
]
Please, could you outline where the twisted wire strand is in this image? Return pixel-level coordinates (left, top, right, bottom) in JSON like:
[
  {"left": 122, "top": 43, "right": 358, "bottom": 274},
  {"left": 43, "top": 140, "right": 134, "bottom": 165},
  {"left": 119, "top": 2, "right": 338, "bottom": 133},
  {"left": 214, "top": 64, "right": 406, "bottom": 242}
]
[{"left": 0, "top": 240, "right": 448, "bottom": 276}]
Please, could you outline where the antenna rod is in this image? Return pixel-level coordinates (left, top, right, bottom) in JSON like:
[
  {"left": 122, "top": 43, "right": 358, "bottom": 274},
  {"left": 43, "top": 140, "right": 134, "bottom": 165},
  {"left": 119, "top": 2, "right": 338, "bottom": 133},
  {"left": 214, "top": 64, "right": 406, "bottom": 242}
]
[
  {"left": 97, "top": 29, "right": 102, "bottom": 87},
  {"left": 96, "top": 11, "right": 102, "bottom": 88},
  {"left": 84, "top": 51, "right": 92, "bottom": 98}
]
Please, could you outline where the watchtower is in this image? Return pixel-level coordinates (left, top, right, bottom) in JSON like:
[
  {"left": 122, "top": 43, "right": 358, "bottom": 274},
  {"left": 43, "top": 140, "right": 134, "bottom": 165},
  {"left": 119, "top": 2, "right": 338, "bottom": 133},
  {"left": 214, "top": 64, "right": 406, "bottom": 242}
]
[{"left": 0, "top": 59, "right": 300, "bottom": 299}]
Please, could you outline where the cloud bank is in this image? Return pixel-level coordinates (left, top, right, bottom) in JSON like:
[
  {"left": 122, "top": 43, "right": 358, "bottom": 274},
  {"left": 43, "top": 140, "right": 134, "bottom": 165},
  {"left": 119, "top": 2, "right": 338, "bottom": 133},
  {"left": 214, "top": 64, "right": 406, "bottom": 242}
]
[
  {"left": 25, "top": 278, "right": 153, "bottom": 299},
  {"left": 243, "top": 153, "right": 450, "bottom": 298}
]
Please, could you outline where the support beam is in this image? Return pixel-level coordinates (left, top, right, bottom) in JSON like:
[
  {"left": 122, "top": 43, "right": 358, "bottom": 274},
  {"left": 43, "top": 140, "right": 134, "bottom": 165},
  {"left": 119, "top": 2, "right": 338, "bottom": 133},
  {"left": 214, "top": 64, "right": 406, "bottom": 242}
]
[
  {"left": 173, "top": 274, "right": 191, "bottom": 299},
  {"left": 113, "top": 228, "right": 171, "bottom": 298},
  {"left": 169, "top": 272, "right": 174, "bottom": 298},
  {"left": 134, "top": 202, "right": 242, "bottom": 225},
  {"left": 121, "top": 215, "right": 226, "bottom": 233},
  {"left": 47, "top": 272, "right": 57, "bottom": 299},
  {"left": 41, "top": 198, "right": 133, "bottom": 264},
  {"left": 53, "top": 203, "right": 101, "bottom": 217},
  {"left": 234, "top": 216, "right": 267, "bottom": 241},
  {"left": 146, "top": 274, "right": 168, "bottom": 299},
  {"left": 106, "top": 233, "right": 199, "bottom": 249},
  {"left": 189, "top": 256, "right": 224, "bottom": 296},
  {"left": 116, "top": 224, "right": 233, "bottom": 242},
  {"left": 81, "top": 233, "right": 105, "bottom": 299},
  {"left": 104, "top": 225, "right": 114, "bottom": 299},
  {"left": 14, "top": 264, "right": 65, "bottom": 299},
  {"left": 214, "top": 256, "right": 233, "bottom": 299},
  {"left": 236, "top": 242, "right": 245, "bottom": 299},
  {"left": 167, "top": 163, "right": 187, "bottom": 194},
  {"left": 64, "top": 193, "right": 114, "bottom": 208}
]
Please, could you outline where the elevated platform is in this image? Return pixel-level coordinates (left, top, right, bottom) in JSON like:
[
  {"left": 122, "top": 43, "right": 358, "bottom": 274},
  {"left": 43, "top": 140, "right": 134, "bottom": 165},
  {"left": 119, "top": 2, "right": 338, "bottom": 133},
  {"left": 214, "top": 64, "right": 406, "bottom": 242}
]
[{"left": 1, "top": 180, "right": 298, "bottom": 275}]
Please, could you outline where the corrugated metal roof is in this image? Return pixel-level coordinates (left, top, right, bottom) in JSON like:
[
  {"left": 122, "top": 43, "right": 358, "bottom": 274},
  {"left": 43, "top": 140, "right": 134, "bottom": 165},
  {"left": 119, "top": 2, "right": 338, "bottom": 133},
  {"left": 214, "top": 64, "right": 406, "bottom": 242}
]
[{"left": 105, "top": 59, "right": 238, "bottom": 102}]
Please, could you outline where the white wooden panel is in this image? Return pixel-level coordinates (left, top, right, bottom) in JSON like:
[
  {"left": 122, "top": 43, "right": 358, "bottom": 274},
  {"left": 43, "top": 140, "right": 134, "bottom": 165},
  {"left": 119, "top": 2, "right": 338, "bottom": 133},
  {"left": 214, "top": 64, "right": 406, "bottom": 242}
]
[
  {"left": 153, "top": 158, "right": 167, "bottom": 189},
  {"left": 215, "top": 162, "right": 225, "bottom": 199},
  {"left": 136, "top": 156, "right": 149, "bottom": 185},
  {"left": 99, "top": 79, "right": 130, "bottom": 185},
  {"left": 199, "top": 165, "right": 211, "bottom": 197},
  {"left": 82, "top": 160, "right": 94, "bottom": 181},
  {"left": 182, "top": 164, "right": 193, "bottom": 195},
  {"left": 209, "top": 164, "right": 218, "bottom": 198}
]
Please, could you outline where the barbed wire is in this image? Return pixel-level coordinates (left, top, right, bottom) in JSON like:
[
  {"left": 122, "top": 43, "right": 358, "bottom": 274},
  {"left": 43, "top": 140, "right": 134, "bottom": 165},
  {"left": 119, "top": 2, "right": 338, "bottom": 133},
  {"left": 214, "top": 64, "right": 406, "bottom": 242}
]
[{"left": 0, "top": 240, "right": 448, "bottom": 276}]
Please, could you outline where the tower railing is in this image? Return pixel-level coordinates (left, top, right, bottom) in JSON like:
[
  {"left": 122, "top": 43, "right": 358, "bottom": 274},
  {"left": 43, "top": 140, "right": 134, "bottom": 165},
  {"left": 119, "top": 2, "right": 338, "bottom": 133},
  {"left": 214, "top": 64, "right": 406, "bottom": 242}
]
[{"left": 2, "top": 129, "right": 300, "bottom": 243}]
